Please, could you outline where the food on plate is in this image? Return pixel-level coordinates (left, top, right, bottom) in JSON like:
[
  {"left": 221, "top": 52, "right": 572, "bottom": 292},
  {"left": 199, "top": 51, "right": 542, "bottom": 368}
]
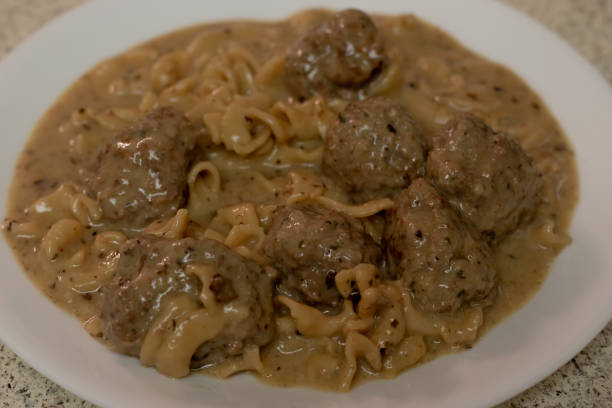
[{"left": 2, "top": 8, "right": 577, "bottom": 391}]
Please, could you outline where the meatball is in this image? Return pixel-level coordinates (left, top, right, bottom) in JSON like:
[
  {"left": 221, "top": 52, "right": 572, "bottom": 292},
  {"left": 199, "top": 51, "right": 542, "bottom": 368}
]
[
  {"left": 427, "top": 114, "right": 541, "bottom": 241},
  {"left": 384, "top": 179, "right": 496, "bottom": 314},
  {"left": 100, "top": 235, "right": 275, "bottom": 365},
  {"left": 285, "top": 9, "right": 385, "bottom": 98},
  {"left": 263, "top": 205, "right": 383, "bottom": 307},
  {"left": 87, "top": 106, "right": 199, "bottom": 228},
  {"left": 323, "top": 97, "right": 426, "bottom": 202}
]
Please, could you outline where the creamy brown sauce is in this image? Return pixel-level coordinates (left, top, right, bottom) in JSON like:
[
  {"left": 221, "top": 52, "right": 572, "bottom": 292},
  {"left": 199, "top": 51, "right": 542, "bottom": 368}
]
[{"left": 2, "top": 9, "right": 578, "bottom": 391}]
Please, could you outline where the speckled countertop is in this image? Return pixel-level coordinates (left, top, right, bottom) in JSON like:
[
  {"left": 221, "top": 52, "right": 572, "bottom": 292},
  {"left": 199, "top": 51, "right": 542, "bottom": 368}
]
[{"left": 0, "top": 0, "right": 610, "bottom": 407}]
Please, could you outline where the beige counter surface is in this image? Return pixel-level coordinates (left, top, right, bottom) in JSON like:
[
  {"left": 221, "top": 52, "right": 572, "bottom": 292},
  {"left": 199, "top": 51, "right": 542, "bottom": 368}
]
[{"left": 0, "top": 0, "right": 610, "bottom": 407}]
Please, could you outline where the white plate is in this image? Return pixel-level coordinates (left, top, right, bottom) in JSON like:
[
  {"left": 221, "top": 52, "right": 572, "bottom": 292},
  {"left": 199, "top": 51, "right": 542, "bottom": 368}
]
[{"left": 0, "top": 0, "right": 611, "bottom": 407}]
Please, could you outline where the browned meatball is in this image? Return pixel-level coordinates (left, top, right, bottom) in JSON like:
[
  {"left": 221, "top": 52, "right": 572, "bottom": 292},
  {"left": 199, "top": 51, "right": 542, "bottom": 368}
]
[
  {"left": 87, "top": 107, "right": 199, "bottom": 229},
  {"left": 100, "top": 235, "right": 275, "bottom": 366},
  {"left": 323, "top": 97, "right": 426, "bottom": 202},
  {"left": 385, "top": 179, "right": 496, "bottom": 314},
  {"left": 285, "top": 9, "right": 385, "bottom": 98},
  {"left": 427, "top": 114, "right": 541, "bottom": 241},
  {"left": 263, "top": 205, "right": 383, "bottom": 307}
]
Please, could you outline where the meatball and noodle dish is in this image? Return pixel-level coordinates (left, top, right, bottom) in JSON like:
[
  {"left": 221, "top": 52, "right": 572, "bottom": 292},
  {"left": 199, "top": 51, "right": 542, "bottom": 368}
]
[{"left": 2, "top": 9, "right": 577, "bottom": 391}]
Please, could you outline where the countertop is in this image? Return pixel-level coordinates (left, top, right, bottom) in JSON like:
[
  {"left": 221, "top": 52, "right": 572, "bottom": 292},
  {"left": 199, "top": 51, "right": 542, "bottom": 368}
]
[{"left": 0, "top": 0, "right": 610, "bottom": 407}]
